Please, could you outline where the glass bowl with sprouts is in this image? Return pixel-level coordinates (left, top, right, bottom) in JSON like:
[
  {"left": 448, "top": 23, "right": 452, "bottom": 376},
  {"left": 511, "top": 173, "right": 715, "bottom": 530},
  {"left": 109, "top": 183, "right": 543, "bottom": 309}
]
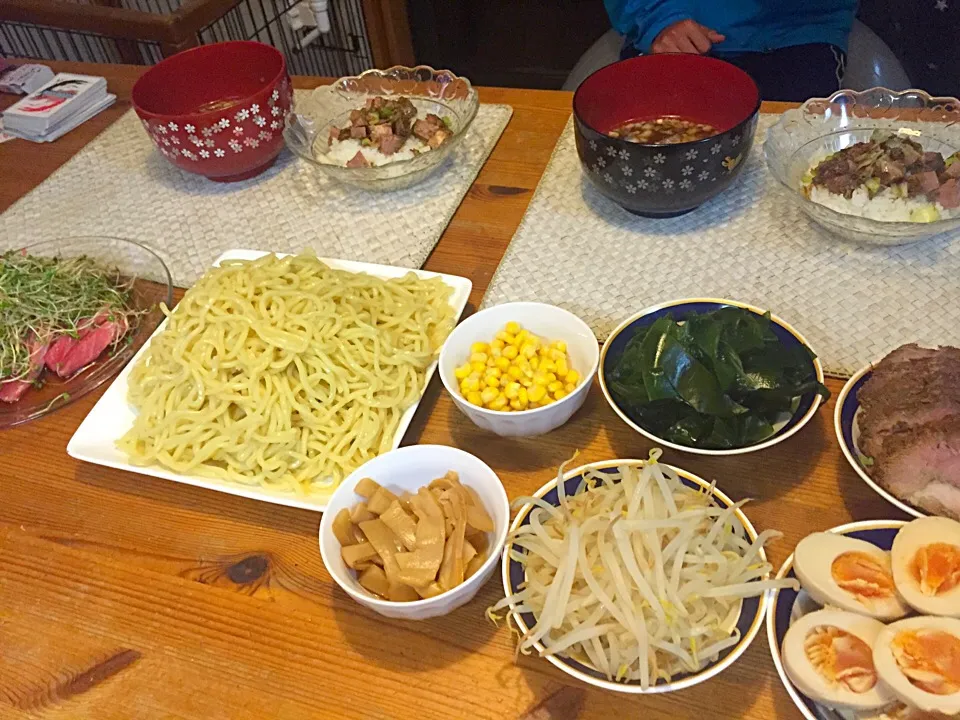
[
  {"left": 0, "top": 236, "right": 172, "bottom": 429},
  {"left": 489, "top": 451, "right": 797, "bottom": 694}
]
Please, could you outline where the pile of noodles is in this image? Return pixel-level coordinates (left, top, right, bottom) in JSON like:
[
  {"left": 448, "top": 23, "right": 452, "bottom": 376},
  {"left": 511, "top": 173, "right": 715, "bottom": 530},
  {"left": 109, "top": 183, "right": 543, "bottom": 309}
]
[{"left": 119, "top": 253, "right": 454, "bottom": 498}]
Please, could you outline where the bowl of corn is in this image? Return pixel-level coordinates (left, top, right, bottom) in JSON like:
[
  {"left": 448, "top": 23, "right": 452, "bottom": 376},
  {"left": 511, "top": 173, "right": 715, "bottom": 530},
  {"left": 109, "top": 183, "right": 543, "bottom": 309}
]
[{"left": 438, "top": 302, "right": 599, "bottom": 437}]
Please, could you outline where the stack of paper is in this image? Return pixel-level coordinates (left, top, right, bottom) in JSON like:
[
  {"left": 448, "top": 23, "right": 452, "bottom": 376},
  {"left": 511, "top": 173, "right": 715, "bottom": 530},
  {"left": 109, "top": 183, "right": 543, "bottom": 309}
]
[{"left": 2, "top": 73, "right": 116, "bottom": 143}]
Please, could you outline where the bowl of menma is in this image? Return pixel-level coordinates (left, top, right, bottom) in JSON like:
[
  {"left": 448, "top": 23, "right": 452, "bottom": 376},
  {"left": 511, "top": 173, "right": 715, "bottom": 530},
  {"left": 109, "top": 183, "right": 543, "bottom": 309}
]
[{"left": 766, "top": 87, "right": 960, "bottom": 246}]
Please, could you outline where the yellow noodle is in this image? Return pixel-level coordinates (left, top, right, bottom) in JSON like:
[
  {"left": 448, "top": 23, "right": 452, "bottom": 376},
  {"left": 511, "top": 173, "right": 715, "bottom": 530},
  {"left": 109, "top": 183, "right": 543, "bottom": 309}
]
[{"left": 118, "top": 253, "right": 454, "bottom": 498}]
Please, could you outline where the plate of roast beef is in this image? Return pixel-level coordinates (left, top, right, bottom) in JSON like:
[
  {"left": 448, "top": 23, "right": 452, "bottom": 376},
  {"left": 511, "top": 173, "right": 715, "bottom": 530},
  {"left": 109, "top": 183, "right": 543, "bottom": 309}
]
[{"left": 835, "top": 343, "right": 960, "bottom": 520}]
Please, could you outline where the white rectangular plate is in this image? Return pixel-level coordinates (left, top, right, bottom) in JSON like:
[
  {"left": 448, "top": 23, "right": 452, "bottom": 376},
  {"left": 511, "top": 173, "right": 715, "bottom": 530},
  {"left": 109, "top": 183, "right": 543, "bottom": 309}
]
[{"left": 67, "top": 249, "right": 472, "bottom": 513}]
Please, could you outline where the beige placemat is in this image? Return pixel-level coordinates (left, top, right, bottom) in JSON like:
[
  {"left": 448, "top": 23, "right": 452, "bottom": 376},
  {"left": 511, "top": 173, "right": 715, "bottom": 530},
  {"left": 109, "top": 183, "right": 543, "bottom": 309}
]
[
  {"left": 481, "top": 114, "right": 960, "bottom": 377},
  {"left": 0, "top": 91, "right": 513, "bottom": 285}
]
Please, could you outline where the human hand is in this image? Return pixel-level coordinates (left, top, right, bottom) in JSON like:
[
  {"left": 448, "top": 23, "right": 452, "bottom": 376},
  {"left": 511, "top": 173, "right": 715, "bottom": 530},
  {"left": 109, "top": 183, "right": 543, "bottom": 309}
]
[{"left": 651, "top": 19, "right": 725, "bottom": 54}]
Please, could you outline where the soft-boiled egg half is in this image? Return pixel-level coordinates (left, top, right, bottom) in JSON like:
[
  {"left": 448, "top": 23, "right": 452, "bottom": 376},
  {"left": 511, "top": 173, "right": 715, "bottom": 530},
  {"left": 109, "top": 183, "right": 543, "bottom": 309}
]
[
  {"left": 794, "top": 533, "right": 910, "bottom": 620},
  {"left": 873, "top": 616, "right": 960, "bottom": 716},
  {"left": 891, "top": 516, "right": 960, "bottom": 618},
  {"left": 782, "top": 609, "right": 895, "bottom": 710}
]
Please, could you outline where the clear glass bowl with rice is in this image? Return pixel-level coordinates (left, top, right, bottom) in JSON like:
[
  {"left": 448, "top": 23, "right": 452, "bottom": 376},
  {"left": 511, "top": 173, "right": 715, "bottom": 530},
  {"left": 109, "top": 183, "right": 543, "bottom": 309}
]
[
  {"left": 284, "top": 66, "right": 479, "bottom": 192},
  {"left": 766, "top": 88, "right": 960, "bottom": 246}
]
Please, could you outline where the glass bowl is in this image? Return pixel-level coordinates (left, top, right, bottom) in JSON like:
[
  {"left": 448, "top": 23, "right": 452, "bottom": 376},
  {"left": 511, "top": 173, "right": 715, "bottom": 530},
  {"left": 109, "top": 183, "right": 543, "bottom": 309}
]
[
  {"left": 765, "top": 88, "right": 960, "bottom": 246},
  {"left": 0, "top": 236, "right": 172, "bottom": 429},
  {"left": 283, "top": 65, "right": 479, "bottom": 192}
]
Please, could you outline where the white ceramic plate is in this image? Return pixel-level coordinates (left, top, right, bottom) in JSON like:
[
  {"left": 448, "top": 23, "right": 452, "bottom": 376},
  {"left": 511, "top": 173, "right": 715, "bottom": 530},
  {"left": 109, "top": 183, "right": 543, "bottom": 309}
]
[{"left": 67, "top": 249, "right": 472, "bottom": 512}]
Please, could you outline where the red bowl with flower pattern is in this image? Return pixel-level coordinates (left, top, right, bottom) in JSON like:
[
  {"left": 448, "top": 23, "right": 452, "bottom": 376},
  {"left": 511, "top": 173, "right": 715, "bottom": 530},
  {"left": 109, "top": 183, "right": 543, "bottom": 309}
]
[{"left": 132, "top": 41, "right": 292, "bottom": 182}]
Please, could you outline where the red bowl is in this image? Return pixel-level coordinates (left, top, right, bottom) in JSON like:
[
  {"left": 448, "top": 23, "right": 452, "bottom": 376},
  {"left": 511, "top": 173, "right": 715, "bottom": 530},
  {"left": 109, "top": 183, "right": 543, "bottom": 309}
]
[
  {"left": 573, "top": 54, "right": 761, "bottom": 217},
  {"left": 132, "top": 41, "right": 292, "bottom": 182}
]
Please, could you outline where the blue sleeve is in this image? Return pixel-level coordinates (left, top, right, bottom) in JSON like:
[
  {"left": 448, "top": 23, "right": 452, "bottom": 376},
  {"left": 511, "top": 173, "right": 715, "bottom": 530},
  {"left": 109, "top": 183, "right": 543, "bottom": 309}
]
[{"left": 604, "top": 0, "right": 692, "bottom": 53}]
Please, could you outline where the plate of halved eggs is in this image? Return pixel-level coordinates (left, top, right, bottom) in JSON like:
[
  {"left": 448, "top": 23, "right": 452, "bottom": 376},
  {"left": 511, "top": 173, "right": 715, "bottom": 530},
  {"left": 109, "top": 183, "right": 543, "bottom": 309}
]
[{"left": 767, "top": 516, "right": 960, "bottom": 719}]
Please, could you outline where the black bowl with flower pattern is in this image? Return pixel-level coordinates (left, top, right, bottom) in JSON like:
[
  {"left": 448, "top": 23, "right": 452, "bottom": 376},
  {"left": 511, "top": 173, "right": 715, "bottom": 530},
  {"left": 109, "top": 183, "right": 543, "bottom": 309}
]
[{"left": 573, "top": 54, "right": 761, "bottom": 217}]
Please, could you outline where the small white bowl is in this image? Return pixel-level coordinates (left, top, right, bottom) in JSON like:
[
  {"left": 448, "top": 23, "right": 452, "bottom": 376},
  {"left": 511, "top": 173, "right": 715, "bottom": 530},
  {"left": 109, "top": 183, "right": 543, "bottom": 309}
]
[
  {"left": 438, "top": 302, "right": 599, "bottom": 437},
  {"left": 318, "top": 444, "right": 509, "bottom": 620}
]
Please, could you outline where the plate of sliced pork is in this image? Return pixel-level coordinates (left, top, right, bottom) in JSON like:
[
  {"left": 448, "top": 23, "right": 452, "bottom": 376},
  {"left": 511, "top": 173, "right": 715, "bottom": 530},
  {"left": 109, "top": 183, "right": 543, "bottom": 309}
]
[
  {"left": 836, "top": 343, "right": 960, "bottom": 520},
  {"left": 0, "top": 237, "right": 171, "bottom": 429}
]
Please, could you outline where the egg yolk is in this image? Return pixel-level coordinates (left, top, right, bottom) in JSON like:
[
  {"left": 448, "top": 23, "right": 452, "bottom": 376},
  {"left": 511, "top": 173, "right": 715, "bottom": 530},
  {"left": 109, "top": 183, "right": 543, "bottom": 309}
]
[
  {"left": 831, "top": 551, "right": 898, "bottom": 603},
  {"left": 891, "top": 629, "right": 960, "bottom": 696},
  {"left": 804, "top": 625, "right": 878, "bottom": 693},
  {"left": 910, "top": 543, "right": 960, "bottom": 597}
]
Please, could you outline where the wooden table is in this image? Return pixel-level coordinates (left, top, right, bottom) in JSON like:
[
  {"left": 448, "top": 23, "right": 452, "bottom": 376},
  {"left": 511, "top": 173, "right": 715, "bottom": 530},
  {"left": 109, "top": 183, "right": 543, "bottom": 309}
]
[{"left": 0, "top": 62, "right": 906, "bottom": 720}]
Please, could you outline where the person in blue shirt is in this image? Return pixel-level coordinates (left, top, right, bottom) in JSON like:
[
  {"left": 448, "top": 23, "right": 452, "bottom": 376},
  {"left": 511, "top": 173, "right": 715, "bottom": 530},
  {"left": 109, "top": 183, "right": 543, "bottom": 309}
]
[{"left": 605, "top": 0, "right": 858, "bottom": 101}]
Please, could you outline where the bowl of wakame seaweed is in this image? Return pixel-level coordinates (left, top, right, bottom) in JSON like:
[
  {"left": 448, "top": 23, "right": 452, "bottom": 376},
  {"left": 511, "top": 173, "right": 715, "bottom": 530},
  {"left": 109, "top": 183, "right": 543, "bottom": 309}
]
[{"left": 598, "top": 299, "right": 829, "bottom": 455}]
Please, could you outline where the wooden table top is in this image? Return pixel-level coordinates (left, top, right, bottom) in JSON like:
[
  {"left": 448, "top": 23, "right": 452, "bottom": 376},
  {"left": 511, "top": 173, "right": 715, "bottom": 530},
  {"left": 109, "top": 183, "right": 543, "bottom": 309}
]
[{"left": 0, "top": 61, "right": 906, "bottom": 720}]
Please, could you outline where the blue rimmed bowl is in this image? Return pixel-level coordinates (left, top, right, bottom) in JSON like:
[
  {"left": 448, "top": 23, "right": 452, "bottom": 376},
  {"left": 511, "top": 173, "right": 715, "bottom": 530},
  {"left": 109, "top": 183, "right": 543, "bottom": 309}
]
[
  {"left": 835, "top": 366, "right": 927, "bottom": 519},
  {"left": 500, "top": 458, "right": 769, "bottom": 694},
  {"left": 599, "top": 298, "right": 826, "bottom": 456},
  {"left": 766, "top": 520, "right": 906, "bottom": 720}
]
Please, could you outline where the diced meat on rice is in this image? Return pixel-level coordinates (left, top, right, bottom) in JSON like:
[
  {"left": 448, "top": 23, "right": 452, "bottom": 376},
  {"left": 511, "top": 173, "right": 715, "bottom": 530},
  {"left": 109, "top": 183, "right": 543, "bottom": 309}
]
[{"left": 328, "top": 96, "right": 454, "bottom": 167}]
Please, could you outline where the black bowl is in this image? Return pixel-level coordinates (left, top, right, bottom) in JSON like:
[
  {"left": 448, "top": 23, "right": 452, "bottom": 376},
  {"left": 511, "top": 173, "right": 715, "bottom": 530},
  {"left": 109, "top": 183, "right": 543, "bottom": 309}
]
[{"left": 573, "top": 54, "right": 761, "bottom": 217}]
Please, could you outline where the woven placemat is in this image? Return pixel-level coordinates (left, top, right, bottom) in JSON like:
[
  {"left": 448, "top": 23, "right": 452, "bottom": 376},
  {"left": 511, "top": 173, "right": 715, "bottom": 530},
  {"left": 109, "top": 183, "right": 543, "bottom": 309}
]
[
  {"left": 0, "top": 90, "right": 512, "bottom": 286},
  {"left": 481, "top": 114, "right": 960, "bottom": 377}
]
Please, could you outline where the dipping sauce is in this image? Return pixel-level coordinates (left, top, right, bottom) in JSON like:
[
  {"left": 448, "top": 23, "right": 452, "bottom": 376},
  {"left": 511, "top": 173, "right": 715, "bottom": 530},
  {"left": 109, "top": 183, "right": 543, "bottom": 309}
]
[{"left": 608, "top": 116, "right": 718, "bottom": 145}]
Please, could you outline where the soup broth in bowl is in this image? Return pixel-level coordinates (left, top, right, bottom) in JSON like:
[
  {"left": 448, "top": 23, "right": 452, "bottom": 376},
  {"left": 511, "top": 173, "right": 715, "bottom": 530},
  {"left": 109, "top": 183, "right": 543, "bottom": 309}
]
[{"left": 608, "top": 117, "right": 719, "bottom": 145}]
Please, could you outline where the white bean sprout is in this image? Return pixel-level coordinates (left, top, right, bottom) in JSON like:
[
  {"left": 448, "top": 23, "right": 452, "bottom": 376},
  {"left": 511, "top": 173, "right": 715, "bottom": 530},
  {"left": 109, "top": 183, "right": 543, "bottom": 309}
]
[{"left": 489, "top": 450, "right": 798, "bottom": 689}]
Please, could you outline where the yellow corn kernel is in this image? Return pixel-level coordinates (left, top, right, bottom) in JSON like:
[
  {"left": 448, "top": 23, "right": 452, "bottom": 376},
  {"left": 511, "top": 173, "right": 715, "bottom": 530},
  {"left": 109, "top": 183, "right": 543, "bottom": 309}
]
[
  {"left": 529, "top": 357, "right": 540, "bottom": 371},
  {"left": 540, "top": 358, "right": 556, "bottom": 373},
  {"left": 517, "top": 355, "right": 530, "bottom": 369},
  {"left": 454, "top": 363, "right": 472, "bottom": 380},
  {"left": 509, "top": 398, "right": 523, "bottom": 410},
  {"left": 485, "top": 375, "right": 500, "bottom": 389},
  {"left": 504, "top": 382, "right": 521, "bottom": 400},
  {"left": 515, "top": 329, "right": 529, "bottom": 345},
  {"left": 502, "top": 345, "right": 518, "bottom": 360},
  {"left": 565, "top": 369, "right": 580, "bottom": 386},
  {"left": 489, "top": 395, "right": 509, "bottom": 410},
  {"left": 528, "top": 334, "right": 541, "bottom": 347},
  {"left": 470, "top": 361, "right": 485, "bottom": 374},
  {"left": 533, "top": 372, "right": 550, "bottom": 387},
  {"left": 481, "top": 387, "right": 499, "bottom": 404},
  {"left": 462, "top": 376, "right": 480, "bottom": 392},
  {"left": 495, "top": 356, "right": 511, "bottom": 370},
  {"left": 555, "top": 358, "right": 569, "bottom": 378},
  {"left": 524, "top": 367, "right": 535, "bottom": 379},
  {"left": 565, "top": 382, "right": 577, "bottom": 393},
  {"left": 499, "top": 375, "right": 510, "bottom": 388},
  {"left": 505, "top": 321, "right": 522, "bottom": 335},
  {"left": 491, "top": 338, "right": 505, "bottom": 351},
  {"left": 554, "top": 388, "right": 568, "bottom": 400},
  {"left": 466, "top": 390, "right": 483, "bottom": 406},
  {"left": 485, "top": 366, "right": 501, "bottom": 377},
  {"left": 528, "top": 384, "right": 547, "bottom": 403},
  {"left": 470, "top": 342, "right": 489, "bottom": 354},
  {"left": 521, "top": 343, "right": 537, "bottom": 359},
  {"left": 548, "top": 381, "right": 563, "bottom": 394},
  {"left": 553, "top": 340, "right": 567, "bottom": 352},
  {"left": 490, "top": 346, "right": 502, "bottom": 358},
  {"left": 507, "top": 365, "right": 523, "bottom": 380},
  {"left": 469, "top": 352, "right": 488, "bottom": 365},
  {"left": 517, "top": 386, "right": 529, "bottom": 408},
  {"left": 541, "top": 395, "right": 555, "bottom": 405},
  {"left": 550, "top": 348, "right": 565, "bottom": 361},
  {"left": 520, "top": 377, "right": 533, "bottom": 388},
  {"left": 546, "top": 372, "right": 558, "bottom": 384}
]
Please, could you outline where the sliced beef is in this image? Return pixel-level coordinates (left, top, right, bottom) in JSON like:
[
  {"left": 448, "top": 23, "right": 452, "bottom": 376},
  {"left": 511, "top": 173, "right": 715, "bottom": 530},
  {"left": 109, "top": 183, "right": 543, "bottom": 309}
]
[
  {"left": 53, "top": 318, "right": 126, "bottom": 378},
  {"left": 349, "top": 125, "right": 367, "bottom": 139},
  {"left": 938, "top": 178, "right": 960, "bottom": 209},
  {"left": 914, "top": 170, "right": 941, "bottom": 195},
  {"left": 346, "top": 150, "right": 370, "bottom": 168},
  {"left": 945, "top": 161, "right": 960, "bottom": 180},
  {"left": 872, "top": 416, "right": 960, "bottom": 520},
  {"left": 370, "top": 123, "right": 393, "bottom": 141},
  {"left": 922, "top": 151, "right": 946, "bottom": 174},
  {"left": 412, "top": 119, "right": 435, "bottom": 142},
  {"left": 379, "top": 134, "right": 404, "bottom": 155},
  {"left": 878, "top": 343, "right": 943, "bottom": 367},
  {"left": 0, "top": 338, "right": 49, "bottom": 403}
]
